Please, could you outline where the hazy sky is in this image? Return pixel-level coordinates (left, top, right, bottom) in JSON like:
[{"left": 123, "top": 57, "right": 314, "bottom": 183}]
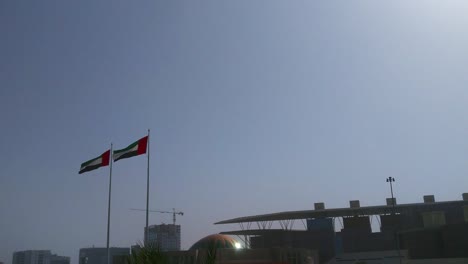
[{"left": 1, "top": 1, "right": 468, "bottom": 264}]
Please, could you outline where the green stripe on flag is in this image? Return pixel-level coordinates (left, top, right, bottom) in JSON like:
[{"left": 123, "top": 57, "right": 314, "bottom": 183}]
[
  {"left": 113, "top": 140, "right": 138, "bottom": 155},
  {"left": 113, "top": 136, "right": 147, "bottom": 162}
]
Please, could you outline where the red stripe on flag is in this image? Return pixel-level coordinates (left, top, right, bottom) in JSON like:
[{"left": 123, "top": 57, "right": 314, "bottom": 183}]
[
  {"left": 137, "top": 136, "right": 148, "bottom": 155},
  {"left": 101, "top": 150, "right": 111, "bottom": 166}
]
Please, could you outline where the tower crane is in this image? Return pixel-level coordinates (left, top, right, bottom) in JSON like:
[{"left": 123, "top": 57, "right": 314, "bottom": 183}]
[{"left": 131, "top": 208, "right": 184, "bottom": 225}]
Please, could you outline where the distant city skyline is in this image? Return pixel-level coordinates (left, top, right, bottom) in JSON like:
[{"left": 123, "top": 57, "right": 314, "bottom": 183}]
[
  {"left": 2, "top": 1, "right": 468, "bottom": 264},
  {"left": 12, "top": 250, "right": 69, "bottom": 264}
]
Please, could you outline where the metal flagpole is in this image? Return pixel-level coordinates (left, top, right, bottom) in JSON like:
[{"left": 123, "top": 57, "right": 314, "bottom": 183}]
[
  {"left": 145, "top": 130, "right": 150, "bottom": 246},
  {"left": 107, "top": 143, "right": 113, "bottom": 264}
]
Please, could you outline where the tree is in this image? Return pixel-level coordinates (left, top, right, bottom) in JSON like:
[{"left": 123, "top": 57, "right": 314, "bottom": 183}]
[{"left": 127, "top": 243, "right": 168, "bottom": 264}]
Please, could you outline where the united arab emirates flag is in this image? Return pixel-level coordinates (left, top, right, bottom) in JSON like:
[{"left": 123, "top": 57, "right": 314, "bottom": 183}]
[
  {"left": 113, "top": 136, "right": 148, "bottom": 162},
  {"left": 79, "top": 150, "right": 111, "bottom": 174}
]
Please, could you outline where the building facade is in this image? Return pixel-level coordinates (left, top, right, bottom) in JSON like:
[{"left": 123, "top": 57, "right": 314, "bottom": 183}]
[
  {"left": 145, "top": 224, "right": 181, "bottom": 251},
  {"left": 216, "top": 193, "right": 468, "bottom": 263},
  {"left": 79, "top": 248, "right": 129, "bottom": 264},
  {"left": 13, "top": 251, "right": 52, "bottom": 264},
  {"left": 12, "top": 251, "right": 69, "bottom": 264}
]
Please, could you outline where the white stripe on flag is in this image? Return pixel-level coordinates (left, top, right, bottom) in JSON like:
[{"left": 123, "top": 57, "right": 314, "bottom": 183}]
[
  {"left": 113, "top": 144, "right": 138, "bottom": 160},
  {"left": 81, "top": 157, "right": 103, "bottom": 170}
]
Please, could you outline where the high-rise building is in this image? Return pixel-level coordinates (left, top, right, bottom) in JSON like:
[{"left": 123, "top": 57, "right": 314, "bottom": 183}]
[
  {"left": 145, "top": 224, "right": 181, "bottom": 251},
  {"left": 79, "top": 247, "right": 129, "bottom": 264},
  {"left": 13, "top": 251, "right": 51, "bottom": 264}
]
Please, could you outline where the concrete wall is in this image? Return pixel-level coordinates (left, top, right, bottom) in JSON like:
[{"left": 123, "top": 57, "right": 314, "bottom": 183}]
[
  {"left": 441, "top": 223, "right": 468, "bottom": 258},
  {"left": 327, "top": 250, "right": 407, "bottom": 264},
  {"left": 343, "top": 217, "right": 371, "bottom": 233},
  {"left": 307, "top": 219, "right": 333, "bottom": 232},
  {"left": 165, "top": 248, "right": 319, "bottom": 264},
  {"left": 341, "top": 231, "right": 395, "bottom": 253},
  {"left": 399, "top": 228, "right": 443, "bottom": 259},
  {"left": 407, "top": 259, "right": 468, "bottom": 264},
  {"left": 399, "top": 222, "right": 468, "bottom": 259},
  {"left": 249, "top": 231, "right": 334, "bottom": 263}
]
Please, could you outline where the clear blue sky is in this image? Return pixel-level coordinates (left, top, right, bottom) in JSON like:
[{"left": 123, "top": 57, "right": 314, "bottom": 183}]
[{"left": 1, "top": 1, "right": 468, "bottom": 264}]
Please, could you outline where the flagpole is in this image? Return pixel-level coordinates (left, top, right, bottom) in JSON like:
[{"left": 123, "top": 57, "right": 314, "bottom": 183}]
[
  {"left": 145, "top": 130, "right": 150, "bottom": 246},
  {"left": 107, "top": 143, "right": 113, "bottom": 264}
]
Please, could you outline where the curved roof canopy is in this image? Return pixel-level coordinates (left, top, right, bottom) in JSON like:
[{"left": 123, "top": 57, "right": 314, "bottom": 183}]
[{"left": 214, "top": 200, "right": 468, "bottom": 224}]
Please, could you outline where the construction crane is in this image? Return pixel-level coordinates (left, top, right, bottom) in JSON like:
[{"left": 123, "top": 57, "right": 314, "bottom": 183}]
[{"left": 131, "top": 208, "right": 184, "bottom": 225}]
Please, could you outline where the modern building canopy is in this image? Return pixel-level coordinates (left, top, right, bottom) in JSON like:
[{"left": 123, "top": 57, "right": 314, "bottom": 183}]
[{"left": 215, "top": 199, "right": 468, "bottom": 225}]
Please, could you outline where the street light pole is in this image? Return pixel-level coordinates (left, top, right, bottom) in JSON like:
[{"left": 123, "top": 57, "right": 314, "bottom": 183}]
[
  {"left": 386, "top": 176, "right": 402, "bottom": 264},
  {"left": 386, "top": 177, "right": 395, "bottom": 210}
]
